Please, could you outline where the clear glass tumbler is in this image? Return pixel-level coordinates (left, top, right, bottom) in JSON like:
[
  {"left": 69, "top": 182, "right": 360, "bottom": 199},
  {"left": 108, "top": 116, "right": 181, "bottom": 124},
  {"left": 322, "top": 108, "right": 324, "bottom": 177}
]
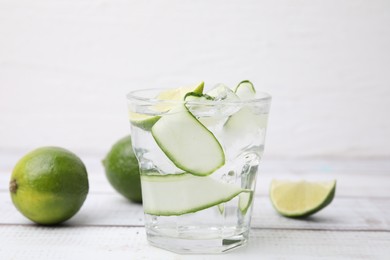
[{"left": 127, "top": 86, "right": 271, "bottom": 254}]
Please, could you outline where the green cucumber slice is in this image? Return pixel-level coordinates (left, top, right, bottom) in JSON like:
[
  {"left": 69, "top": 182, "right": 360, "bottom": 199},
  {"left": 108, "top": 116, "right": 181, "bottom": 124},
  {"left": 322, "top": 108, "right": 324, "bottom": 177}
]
[
  {"left": 223, "top": 82, "right": 267, "bottom": 148},
  {"left": 184, "top": 92, "right": 219, "bottom": 126},
  {"left": 141, "top": 173, "right": 247, "bottom": 216},
  {"left": 217, "top": 203, "right": 225, "bottom": 214},
  {"left": 185, "top": 91, "right": 240, "bottom": 128},
  {"left": 239, "top": 191, "right": 253, "bottom": 214},
  {"left": 151, "top": 103, "right": 225, "bottom": 176},
  {"left": 234, "top": 80, "right": 256, "bottom": 100},
  {"left": 184, "top": 92, "right": 214, "bottom": 102}
]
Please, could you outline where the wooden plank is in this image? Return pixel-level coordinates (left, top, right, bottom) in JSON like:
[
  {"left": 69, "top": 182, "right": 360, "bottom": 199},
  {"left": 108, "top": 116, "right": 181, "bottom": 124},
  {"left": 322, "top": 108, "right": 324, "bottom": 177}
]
[
  {"left": 251, "top": 196, "right": 390, "bottom": 231},
  {"left": 1, "top": 191, "right": 389, "bottom": 231},
  {"left": 1, "top": 156, "right": 389, "bottom": 259},
  {"left": 0, "top": 192, "right": 144, "bottom": 226},
  {"left": 0, "top": 225, "right": 388, "bottom": 259},
  {"left": 245, "top": 229, "right": 390, "bottom": 259}
]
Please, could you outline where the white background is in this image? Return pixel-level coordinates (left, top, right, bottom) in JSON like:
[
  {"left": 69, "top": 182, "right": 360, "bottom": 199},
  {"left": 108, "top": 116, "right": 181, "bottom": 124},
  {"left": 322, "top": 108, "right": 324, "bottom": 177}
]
[{"left": 1, "top": 0, "right": 389, "bottom": 160}]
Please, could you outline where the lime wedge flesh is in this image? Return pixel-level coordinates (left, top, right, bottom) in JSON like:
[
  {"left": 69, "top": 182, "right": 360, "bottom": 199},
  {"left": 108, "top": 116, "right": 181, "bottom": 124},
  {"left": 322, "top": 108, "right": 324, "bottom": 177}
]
[
  {"left": 156, "top": 82, "right": 204, "bottom": 101},
  {"left": 141, "top": 173, "right": 247, "bottom": 216},
  {"left": 129, "top": 112, "right": 160, "bottom": 131},
  {"left": 270, "top": 179, "right": 336, "bottom": 218}
]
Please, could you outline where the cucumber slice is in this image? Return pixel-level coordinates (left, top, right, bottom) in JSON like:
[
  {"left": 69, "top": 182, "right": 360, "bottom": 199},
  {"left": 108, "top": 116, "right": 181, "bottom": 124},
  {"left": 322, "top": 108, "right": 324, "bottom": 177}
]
[
  {"left": 184, "top": 92, "right": 214, "bottom": 102},
  {"left": 151, "top": 103, "right": 225, "bottom": 176},
  {"left": 216, "top": 191, "right": 253, "bottom": 215},
  {"left": 184, "top": 92, "right": 218, "bottom": 126},
  {"left": 141, "top": 173, "right": 247, "bottom": 216},
  {"left": 239, "top": 191, "right": 253, "bottom": 214},
  {"left": 217, "top": 203, "right": 225, "bottom": 214},
  {"left": 234, "top": 80, "right": 256, "bottom": 100},
  {"left": 223, "top": 81, "right": 267, "bottom": 150},
  {"left": 187, "top": 89, "right": 239, "bottom": 128}
]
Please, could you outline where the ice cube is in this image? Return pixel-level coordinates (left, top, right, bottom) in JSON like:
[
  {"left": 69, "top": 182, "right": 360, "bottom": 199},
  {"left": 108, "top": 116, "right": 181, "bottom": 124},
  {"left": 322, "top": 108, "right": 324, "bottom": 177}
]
[
  {"left": 206, "top": 84, "right": 240, "bottom": 101},
  {"left": 221, "top": 107, "right": 268, "bottom": 160}
]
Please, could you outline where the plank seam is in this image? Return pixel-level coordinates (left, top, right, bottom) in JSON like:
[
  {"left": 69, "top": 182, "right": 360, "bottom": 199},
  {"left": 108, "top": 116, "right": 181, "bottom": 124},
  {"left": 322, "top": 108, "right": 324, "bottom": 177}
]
[
  {"left": 252, "top": 227, "right": 390, "bottom": 232},
  {"left": 0, "top": 223, "right": 389, "bottom": 233}
]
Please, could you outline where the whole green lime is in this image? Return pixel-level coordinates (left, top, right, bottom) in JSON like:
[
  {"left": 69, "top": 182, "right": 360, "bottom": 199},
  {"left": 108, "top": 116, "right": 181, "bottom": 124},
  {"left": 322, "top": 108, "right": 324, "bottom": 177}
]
[
  {"left": 102, "top": 136, "right": 142, "bottom": 203},
  {"left": 9, "top": 147, "right": 89, "bottom": 225}
]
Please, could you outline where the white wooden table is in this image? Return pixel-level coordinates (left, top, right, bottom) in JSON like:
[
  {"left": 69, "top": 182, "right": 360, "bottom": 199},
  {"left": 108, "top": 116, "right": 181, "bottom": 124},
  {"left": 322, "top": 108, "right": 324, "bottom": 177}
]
[{"left": 1, "top": 155, "right": 389, "bottom": 259}]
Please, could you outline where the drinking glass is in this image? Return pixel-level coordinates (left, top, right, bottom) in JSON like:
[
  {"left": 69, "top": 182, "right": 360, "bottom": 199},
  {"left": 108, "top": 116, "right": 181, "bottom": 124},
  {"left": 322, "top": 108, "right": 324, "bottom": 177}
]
[{"left": 127, "top": 87, "right": 271, "bottom": 254}]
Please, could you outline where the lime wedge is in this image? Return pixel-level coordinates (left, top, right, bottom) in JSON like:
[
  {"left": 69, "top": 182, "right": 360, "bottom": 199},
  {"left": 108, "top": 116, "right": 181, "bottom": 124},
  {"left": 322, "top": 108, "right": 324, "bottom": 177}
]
[
  {"left": 154, "top": 82, "right": 204, "bottom": 112},
  {"left": 234, "top": 80, "right": 256, "bottom": 99},
  {"left": 270, "top": 179, "right": 336, "bottom": 218},
  {"left": 151, "top": 103, "right": 225, "bottom": 176},
  {"left": 156, "top": 82, "right": 204, "bottom": 101},
  {"left": 141, "top": 173, "right": 247, "bottom": 216},
  {"left": 129, "top": 82, "right": 204, "bottom": 130},
  {"left": 129, "top": 112, "right": 160, "bottom": 131}
]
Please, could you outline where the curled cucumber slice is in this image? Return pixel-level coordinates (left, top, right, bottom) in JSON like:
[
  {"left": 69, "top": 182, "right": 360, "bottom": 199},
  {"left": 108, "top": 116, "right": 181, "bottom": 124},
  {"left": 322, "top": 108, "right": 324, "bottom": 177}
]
[
  {"left": 151, "top": 102, "right": 225, "bottom": 176},
  {"left": 234, "top": 80, "right": 256, "bottom": 100},
  {"left": 141, "top": 173, "right": 248, "bottom": 216},
  {"left": 239, "top": 191, "right": 253, "bottom": 214}
]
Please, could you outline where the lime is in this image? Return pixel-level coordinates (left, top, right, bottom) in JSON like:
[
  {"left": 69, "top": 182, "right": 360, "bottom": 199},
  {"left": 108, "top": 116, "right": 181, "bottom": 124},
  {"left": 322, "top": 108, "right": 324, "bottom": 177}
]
[
  {"left": 9, "top": 147, "right": 89, "bottom": 225},
  {"left": 102, "top": 135, "right": 142, "bottom": 203},
  {"left": 270, "top": 179, "right": 336, "bottom": 218}
]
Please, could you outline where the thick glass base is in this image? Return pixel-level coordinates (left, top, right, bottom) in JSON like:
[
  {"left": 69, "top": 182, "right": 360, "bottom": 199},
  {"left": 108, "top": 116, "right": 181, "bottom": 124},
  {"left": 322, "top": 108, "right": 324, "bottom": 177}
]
[
  {"left": 146, "top": 223, "right": 249, "bottom": 254},
  {"left": 143, "top": 203, "right": 252, "bottom": 254},
  {"left": 146, "top": 229, "right": 248, "bottom": 254}
]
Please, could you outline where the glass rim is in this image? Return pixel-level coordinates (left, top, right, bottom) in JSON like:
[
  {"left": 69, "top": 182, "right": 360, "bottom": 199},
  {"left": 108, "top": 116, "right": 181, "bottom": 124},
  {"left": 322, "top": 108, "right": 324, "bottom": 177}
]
[{"left": 127, "top": 88, "right": 272, "bottom": 105}]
